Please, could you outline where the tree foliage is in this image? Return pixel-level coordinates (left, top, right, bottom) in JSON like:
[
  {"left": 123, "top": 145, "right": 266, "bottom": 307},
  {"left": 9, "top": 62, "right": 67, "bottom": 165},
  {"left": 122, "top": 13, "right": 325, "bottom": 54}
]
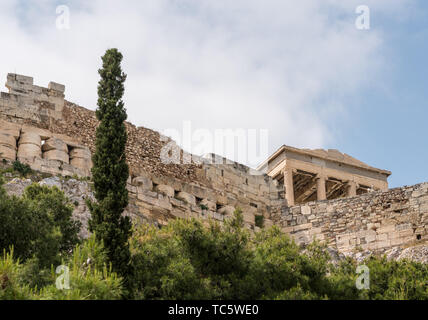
[
  {"left": 128, "top": 209, "right": 428, "bottom": 300},
  {"left": 0, "top": 180, "right": 81, "bottom": 269},
  {"left": 0, "top": 174, "right": 426, "bottom": 300},
  {"left": 87, "top": 48, "right": 132, "bottom": 281}
]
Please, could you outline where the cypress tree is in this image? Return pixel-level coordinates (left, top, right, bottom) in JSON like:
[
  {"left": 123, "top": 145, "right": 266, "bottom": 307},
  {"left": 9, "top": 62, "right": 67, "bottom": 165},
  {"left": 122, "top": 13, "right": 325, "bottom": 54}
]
[{"left": 88, "top": 48, "right": 132, "bottom": 282}]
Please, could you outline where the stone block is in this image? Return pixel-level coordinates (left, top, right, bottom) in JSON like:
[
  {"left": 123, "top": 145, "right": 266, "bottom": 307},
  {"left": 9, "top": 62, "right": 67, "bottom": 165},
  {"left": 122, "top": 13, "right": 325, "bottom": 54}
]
[
  {"left": 176, "top": 191, "right": 196, "bottom": 205},
  {"left": 0, "top": 133, "right": 17, "bottom": 149},
  {"left": 293, "top": 222, "right": 313, "bottom": 232},
  {"left": 19, "top": 132, "right": 41, "bottom": 147},
  {"left": 133, "top": 176, "right": 153, "bottom": 191},
  {"left": 70, "top": 157, "right": 92, "bottom": 172},
  {"left": 155, "top": 184, "right": 175, "bottom": 197},
  {"left": 43, "top": 149, "right": 69, "bottom": 163},
  {"left": 0, "top": 145, "right": 16, "bottom": 160},
  {"left": 200, "top": 198, "right": 216, "bottom": 211},
  {"left": 0, "top": 128, "right": 20, "bottom": 140},
  {"left": 137, "top": 193, "right": 172, "bottom": 211},
  {"left": 395, "top": 223, "right": 412, "bottom": 231},
  {"left": 42, "top": 137, "right": 68, "bottom": 153},
  {"left": 48, "top": 81, "right": 65, "bottom": 93},
  {"left": 291, "top": 206, "right": 301, "bottom": 214},
  {"left": 217, "top": 205, "right": 235, "bottom": 216},
  {"left": 301, "top": 205, "right": 311, "bottom": 215},
  {"left": 21, "top": 126, "right": 52, "bottom": 140},
  {"left": 17, "top": 143, "right": 41, "bottom": 159},
  {"left": 69, "top": 147, "right": 91, "bottom": 159},
  {"left": 296, "top": 215, "right": 308, "bottom": 224},
  {"left": 293, "top": 231, "right": 310, "bottom": 245},
  {"left": 376, "top": 233, "right": 388, "bottom": 241},
  {"left": 376, "top": 240, "right": 391, "bottom": 249},
  {"left": 281, "top": 226, "right": 294, "bottom": 233},
  {"left": 399, "top": 229, "right": 414, "bottom": 238},
  {"left": 242, "top": 211, "right": 255, "bottom": 224},
  {"left": 377, "top": 224, "right": 395, "bottom": 234}
]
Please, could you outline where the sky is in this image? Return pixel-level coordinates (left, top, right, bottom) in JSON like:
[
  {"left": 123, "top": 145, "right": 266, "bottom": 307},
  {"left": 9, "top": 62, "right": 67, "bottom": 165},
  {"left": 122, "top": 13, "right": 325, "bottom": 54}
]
[{"left": 0, "top": 0, "right": 426, "bottom": 188}]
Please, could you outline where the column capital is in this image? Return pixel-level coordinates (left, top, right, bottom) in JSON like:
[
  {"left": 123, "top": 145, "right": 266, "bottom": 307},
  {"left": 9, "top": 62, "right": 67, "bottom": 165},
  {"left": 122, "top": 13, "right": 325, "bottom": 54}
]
[{"left": 281, "top": 166, "right": 297, "bottom": 175}]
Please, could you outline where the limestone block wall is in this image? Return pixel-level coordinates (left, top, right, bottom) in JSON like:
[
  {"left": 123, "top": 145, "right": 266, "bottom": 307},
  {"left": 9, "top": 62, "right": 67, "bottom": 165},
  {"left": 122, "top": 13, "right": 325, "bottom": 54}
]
[
  {"left": 127, "top": 158, "right": 284, "bottom": 229},
  {"left": 0, "top": 120, "right": 92, "bottom": 177},
  {"left": 271, "top": 183, "right": 428, "bottom": 253},
  {"left": 0, "top": 73, "right": 65, "bottom": 125},
  {"left": 1, "top": 115, "right": 283, "bottom": 229}
]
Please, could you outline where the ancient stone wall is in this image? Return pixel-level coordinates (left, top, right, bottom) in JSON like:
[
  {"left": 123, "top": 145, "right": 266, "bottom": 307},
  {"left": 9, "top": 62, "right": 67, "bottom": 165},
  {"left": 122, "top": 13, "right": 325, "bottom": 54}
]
[
  {"left": 0, "top": 119, "right": 92, "bottom": 177},
  {"left": 1, "top": 73, "right": 427, "bottom": 251},
  {"left": 271, "top": 183, "right": 428, "bottom": 253},
  {"left": 0, "top": 74, "right": 283, "bottom": 229},
  {"left": 0, "top": 74, "right": 65, "bottom": 125},
  {"left": 128, "top": 156, "right": 283, "bottom": 229}
]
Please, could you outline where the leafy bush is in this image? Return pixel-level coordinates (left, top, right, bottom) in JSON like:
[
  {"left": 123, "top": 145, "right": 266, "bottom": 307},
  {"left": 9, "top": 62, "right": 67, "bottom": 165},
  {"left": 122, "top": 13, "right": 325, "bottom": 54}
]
[
  {"left": 0, "top": 176, "right": 426, "bottom": 301},
  {"left": 0, "top": 180, "right": 81, "bottom": 269},
  {"left": 0, "top": 249, "right": 35, "bottom": 300},
  {"left": 255, "top": 214, "right": 264, "bottom": 228},
  {"left": 129, "top": 210, "right": 428, "bottom": 300},
  {"left": 37, "top": 236, "right": 123, "bottom": 300},
  {"left": 12, "top": 161, "right": 32, "bottom": 176},
  {"left": 0, "top": 238, "right": 123, "bottom": 300}
]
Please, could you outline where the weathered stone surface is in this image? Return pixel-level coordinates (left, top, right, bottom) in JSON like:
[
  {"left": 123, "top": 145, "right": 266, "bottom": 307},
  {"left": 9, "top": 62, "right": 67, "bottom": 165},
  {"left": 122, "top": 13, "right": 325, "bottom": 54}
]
[
  {"left": 69, "top": 147, "right": 91, "bottom": 159},
  {"left": 0, "top": 133, "right": 17, "bottom": 150},
  {"left": 272, "top": 183, "right": 428, "bottom": 254},
  {"left": 133, "top": 175, "right": 153, "bottom": 191},
  {"left": 301, "top": 205, "right": 311, "bottom": 215},
  {"left": 70, "top": 157, "right": 92, "bottom": 172},
  {"left": 155, "top": 184, "right": 175, "bottom": 197},
  {"left": 2, "top": 72, "right": 427, "bottom": 260},
  {"left": 19, "top": 132, "right": 41, "bottom": 147},
  {"left": 43, "top": 149, "right": 69, "bottom": 163},
  {"left": 200, "top": 198, "right": 216, "bottom": 211},
  {"left": 0, "top": 145, "right": 16, "bottom": 160},
  {"left": 42, "top": 137, "right": 68, "bottom": 153},
  {"left": 17, "top": 143, "right": 41, "bottom": 159},
  {"left": 176, "top": 191, "right": 196, "bottom": 205},
  {"left": 217, "top": 205, "right": 235, "bottom": 216}
]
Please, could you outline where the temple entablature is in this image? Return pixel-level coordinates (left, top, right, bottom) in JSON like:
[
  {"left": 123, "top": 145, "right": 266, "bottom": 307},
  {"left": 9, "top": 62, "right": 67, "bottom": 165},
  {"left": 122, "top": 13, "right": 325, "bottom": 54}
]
[{"left": 257, "top": 145, "right": 391, "bottom": 206}]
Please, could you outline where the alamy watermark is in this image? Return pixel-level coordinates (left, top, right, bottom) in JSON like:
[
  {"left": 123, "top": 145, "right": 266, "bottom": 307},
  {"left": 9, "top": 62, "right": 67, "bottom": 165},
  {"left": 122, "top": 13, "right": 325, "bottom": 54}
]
[
  {"left": 56, "top": 265, "right": 70, "bottom": 290},
  {"left": 159, "top": 121, "right": 269, "bottom": 173},
  {"left": 356, "top": 265, "right": 370, "bottom": 290},
  {"left": 355, "top": 5, "right": 370, "bottom": 30},
  {"left": 56, "top": 5, "right": 70, "bottom": 30}
]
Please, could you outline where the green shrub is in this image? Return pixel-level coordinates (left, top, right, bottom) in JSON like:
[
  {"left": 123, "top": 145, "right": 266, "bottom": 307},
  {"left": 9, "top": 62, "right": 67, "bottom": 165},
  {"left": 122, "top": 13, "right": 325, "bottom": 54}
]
[
  {"left": 255, "top": 215, "right": 264, "bottom": 228},
  {"left": 0, "top": 181, "right": 81, "bottom": 268},
  {"left": 0, "top": 238, "right": 123, "bottom": 300},
  {"left": 0, "top": 249, "right": 35, "bottom": 300},
  {"left": 37, "top": 236, "right": 123, "bottom": 300},
  {"left": 12, "top": 161, "right": 32, "bottom": 176}
]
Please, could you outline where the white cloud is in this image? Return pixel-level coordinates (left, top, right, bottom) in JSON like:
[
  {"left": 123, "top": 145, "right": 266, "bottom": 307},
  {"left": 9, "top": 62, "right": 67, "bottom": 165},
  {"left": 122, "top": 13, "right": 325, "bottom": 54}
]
[{"left": 0, "top": 0, "right": 414, "bottom": 166}]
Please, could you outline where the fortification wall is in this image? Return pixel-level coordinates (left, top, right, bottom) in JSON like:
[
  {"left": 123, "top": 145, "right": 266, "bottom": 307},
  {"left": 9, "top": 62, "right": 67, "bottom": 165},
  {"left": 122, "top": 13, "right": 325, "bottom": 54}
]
[
  {"left": 0, "top": 119, "right": 92, "bottom": 177},
  {"left": 271, "top": 183, "right": 428, "bottom": 253},
  {"left": 128, "top": 156, "right": 283, "bottom": 229},
  {"left": 0, "top": 74, "right": 283, "bottom": 230},
  {"left": 0, "top": 74, "right": 64, "bottom": 125},
  {"left": 1, "top": 73, "right": 426, "bottom": 249}
]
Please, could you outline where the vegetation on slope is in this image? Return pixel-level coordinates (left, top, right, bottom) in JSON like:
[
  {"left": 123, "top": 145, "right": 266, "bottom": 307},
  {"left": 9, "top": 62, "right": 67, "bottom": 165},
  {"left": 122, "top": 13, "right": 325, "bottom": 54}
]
[{"left": 0, "top": 176, "right": 426, "bottom": 300}]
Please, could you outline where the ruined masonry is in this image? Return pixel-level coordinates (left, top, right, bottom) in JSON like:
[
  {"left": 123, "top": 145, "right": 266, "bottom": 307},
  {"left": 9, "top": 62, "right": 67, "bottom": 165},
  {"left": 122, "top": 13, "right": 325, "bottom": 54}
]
[{"left": 0, "top": 74, "right": 426, "bottom": 255}]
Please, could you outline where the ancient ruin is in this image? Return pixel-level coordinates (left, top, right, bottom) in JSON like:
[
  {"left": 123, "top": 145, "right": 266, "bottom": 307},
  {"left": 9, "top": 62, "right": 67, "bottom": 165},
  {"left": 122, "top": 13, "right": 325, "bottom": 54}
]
[
  {"left": 258, "top": 145, "right": 391, "bottom": 206},
  {"left": 0, "top": 73, "right": 426, "bottom": 256}
]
